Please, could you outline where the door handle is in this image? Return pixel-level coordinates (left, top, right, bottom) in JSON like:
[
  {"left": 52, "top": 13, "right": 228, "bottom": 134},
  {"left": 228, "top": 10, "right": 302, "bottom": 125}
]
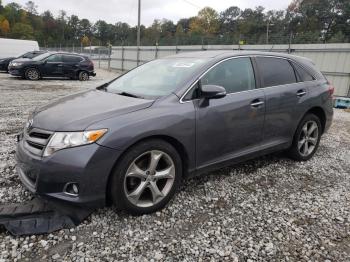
[
  {"left": 57, "top": 64, "right": 63, "bottom": 67},
  {"left": 296, "top": 89, "right": 307, "bottom": 97},
  {"left": 251, "top": 99, "right": 264, "bottom": 108}
]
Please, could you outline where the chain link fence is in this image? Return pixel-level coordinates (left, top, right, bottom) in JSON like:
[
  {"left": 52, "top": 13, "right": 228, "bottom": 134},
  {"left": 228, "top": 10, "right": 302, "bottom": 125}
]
[{"left": 42, "top": 43, "right": 350, "bottom": 97}]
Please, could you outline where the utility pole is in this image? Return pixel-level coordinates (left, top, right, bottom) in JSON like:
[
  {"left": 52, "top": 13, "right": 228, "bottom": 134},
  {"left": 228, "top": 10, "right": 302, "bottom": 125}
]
[
  {"left": 266, "top": 18, "right": 270, "bottom": 44},
  {"left": 137, "top": 0, "right": 141, "bottom": 66}
]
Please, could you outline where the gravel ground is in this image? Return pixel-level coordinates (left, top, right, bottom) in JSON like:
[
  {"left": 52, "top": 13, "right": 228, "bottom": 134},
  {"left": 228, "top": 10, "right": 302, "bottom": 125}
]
[{"left": 0, "top": 70, "right": 350, "bottom": 261}]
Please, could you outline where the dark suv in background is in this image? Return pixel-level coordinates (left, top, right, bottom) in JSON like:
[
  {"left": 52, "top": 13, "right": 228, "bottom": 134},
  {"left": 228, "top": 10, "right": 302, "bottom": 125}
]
[
  {"left": 8, "top": 52, "right": 96, "bottom": 81},
  {"left": 0, "top": 50, "right": 47, "bottom": 72},
  {"left": 15, "top": 51, "right": 333, "bottom": 215}
]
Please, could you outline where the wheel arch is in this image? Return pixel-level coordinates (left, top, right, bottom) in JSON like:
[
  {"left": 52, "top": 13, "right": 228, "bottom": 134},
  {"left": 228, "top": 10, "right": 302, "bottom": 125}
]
[
  {"left": 24, "top": 66, "right": 41, "bottom": 77},
  {"left": 105, "top": 135, "right": 190, "bottom": 206},
  {"left": 303, "top": 106, "right": 326, "bottom": 134}
]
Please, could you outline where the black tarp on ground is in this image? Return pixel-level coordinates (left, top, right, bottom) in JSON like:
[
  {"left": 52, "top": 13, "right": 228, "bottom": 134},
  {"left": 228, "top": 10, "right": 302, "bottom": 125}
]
[{"left": 0, "top": 198, "right": 94, "bottom": 236}]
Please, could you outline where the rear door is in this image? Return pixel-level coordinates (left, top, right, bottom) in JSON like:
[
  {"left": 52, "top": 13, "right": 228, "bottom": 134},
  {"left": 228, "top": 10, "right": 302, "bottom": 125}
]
[
  {"left": 194, "top": 57, "right": 266, "bottom": 169},
  {"left": 255, "top": 56, "right": 312, "bottom": 147},
  {"left": 62, "top": 55, "right": 83, "bottom": 78},
  {"left": 43, "top": 54, "right": 63, "bottom": 76}
]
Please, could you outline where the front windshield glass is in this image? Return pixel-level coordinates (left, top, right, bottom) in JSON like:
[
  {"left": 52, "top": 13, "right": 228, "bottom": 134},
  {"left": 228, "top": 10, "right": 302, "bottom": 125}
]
[
  {"left": 22, "top": 52, "right": 41, "bottom": 59},
  {"left": 32, "top": 53, "right": 51, "bottom": 61},
  {"left": 106, "top": 58, "right": 208, "bottom": 98}
]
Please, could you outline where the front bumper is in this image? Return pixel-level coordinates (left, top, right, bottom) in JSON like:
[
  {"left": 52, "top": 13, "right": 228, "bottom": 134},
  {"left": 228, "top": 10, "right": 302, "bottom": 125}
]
[
  {"left": 0, "top": 63, "right": 8, "bottom": 71},
  {"left": 8, "top": 66, "right": 24, "bottom": 76},
  {"left": 15, "top": 137, "right": 122, "bottom": 208}
]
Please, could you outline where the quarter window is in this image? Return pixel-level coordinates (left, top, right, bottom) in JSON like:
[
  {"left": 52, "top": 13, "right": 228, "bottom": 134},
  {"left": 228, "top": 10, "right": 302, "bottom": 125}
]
[
  {"left": 291, "top": 62, "right": 314, "bottom": 82},
  {"left": 201, "top": 57, "right": 256, "bottom": 94},
  {"left": 256, "top": 57, "right": 296, "bottom": 87}
]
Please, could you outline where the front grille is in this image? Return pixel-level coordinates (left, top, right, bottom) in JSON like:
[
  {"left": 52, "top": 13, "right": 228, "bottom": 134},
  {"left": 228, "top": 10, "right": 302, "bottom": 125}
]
[
  {"left": 30, "top": 132, "right": 51, "bottom": 139},
  {"left": 23, "top": 128, "right": 53, "bottom": 156}
]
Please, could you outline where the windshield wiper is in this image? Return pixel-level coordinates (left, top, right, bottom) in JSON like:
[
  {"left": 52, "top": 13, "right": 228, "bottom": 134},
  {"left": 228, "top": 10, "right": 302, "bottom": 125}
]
[{"left": 117, "top": 91, "right": 143, "bottom": 99}]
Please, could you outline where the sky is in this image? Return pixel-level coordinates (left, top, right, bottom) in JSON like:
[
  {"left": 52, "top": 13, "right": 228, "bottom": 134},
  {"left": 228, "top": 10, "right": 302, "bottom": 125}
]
[{"left": 3, "top": 0, "right": 291, "bottom": 26}]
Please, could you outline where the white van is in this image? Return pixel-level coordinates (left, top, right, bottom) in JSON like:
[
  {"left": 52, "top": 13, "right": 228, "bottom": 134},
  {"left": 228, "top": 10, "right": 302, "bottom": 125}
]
[{"left": 0, "top": 38, "right": 39, "bottom": 58}]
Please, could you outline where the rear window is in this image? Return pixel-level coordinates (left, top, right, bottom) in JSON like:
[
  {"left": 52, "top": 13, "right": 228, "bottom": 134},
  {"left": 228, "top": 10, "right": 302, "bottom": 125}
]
[
  {"left": 63, "top": 55, "right": 83, "bottom": 63},
  {"left": 291, "top": 62, "right": 315, "bottom": 82},
  {"left": 256, "top": 57, "right": 296, "bottom": 87}
]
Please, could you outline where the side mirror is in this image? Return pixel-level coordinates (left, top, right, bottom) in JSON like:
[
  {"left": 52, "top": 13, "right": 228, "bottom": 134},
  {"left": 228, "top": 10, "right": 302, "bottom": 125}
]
[{"left": 200, "top": 84, "right": 226, "bottom": 99}]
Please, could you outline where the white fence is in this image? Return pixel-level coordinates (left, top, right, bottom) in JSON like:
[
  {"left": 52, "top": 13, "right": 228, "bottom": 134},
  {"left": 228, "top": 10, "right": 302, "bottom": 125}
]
[{"left": 107, "top": 43, "right": 350, "bottom": 97}]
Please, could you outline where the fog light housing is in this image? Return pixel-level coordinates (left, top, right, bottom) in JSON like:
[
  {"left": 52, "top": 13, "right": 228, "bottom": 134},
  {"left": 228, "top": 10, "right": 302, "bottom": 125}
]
[{"left": 64, "top": 183, "right": 79, "bottom": 196}]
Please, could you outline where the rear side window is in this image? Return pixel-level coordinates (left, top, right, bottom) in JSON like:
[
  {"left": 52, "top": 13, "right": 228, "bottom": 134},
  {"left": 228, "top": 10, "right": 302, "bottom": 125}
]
[
  {"left": 291, "top": 62, "right": 315, "bottom": 82},
  {"left": 256, "top": 57, "right": 296, "bottom": 87},
  {"left": 201, "top": 57, "right": 256, "bottom": 94},
  {"left": 63, "top": 55, "right": 83, "bottom": 63}
]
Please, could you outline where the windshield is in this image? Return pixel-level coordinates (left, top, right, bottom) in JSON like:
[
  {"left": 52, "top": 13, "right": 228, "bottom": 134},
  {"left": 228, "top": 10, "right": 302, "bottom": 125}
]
[
  {"left": 21, "top": 52, "right": 43, "bottom": 59},
  {"left": 32, "top": 53, "right": 52, "bottom": 61},
  {"left": 106, "top": 58, "right": 208, "bottom": 98}
]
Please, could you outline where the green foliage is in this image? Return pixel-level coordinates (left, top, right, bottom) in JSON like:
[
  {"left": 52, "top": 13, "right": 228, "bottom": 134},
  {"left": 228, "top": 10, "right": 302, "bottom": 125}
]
[
  {"left": 0, "top": 0, "right": 348, "bottom": 46},
  {"left": 11, "top": 22, "right": 33, "bottom": 39}
]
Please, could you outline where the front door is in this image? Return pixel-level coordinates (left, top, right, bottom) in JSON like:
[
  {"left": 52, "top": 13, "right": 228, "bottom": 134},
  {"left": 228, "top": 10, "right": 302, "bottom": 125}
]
[
  {"left": 195, "top": 57, "right": 265, "bottom": 169},
  {"left": 43, "top": 54, "right": 63, "bottom": 76}
]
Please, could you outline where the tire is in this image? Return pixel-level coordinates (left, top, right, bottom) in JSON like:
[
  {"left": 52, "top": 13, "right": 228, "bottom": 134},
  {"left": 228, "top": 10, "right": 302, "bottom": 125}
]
[
  {"left": 78, "top": 71, "right": 89, "bottom": 81},
  {"left": 288, "top": 113, "right": 322, "bottom": 161},
  {"left": 25, "top": 68, "right": 40, "bottom": 80},
  {"left": 110, "top": 139, "right": 182, "bottom": 215}
]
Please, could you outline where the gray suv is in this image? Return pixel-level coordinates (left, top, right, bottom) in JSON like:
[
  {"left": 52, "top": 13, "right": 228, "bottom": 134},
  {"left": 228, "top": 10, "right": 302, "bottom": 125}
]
[{"left": 16, "top": 51, "right": 333, "bottom": 214}]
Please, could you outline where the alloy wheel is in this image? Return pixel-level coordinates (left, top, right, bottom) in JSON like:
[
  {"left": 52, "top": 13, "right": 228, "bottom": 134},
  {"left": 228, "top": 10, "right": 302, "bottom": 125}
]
[
  {"left": 80, "top": 72, "right": 88, "bottom": 81},
  {"left": 298, "top": 120, "right": 319, "bottom": 157},
  {"left": 124, "top": 150, "right": 175, "bottom": 208},
  {"left": 27, "top": 69, "right": 39, "bottom": 80}
]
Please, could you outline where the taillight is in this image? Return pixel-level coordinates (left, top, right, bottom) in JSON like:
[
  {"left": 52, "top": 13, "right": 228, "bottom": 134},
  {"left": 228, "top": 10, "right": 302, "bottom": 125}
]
[{"left": 328, "top": 83, "right": 335, "bottom": 97}]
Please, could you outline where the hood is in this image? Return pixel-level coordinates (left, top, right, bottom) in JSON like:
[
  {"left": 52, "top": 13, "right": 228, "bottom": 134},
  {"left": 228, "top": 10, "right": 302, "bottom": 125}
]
[
  {"left": 11, "top": 58, "right": 33, "bottom": 63},
  {"left": 0, "top": 57, "right": 15, "bottom": 63},
  {"left": 32, "top": 90, "right": 154, "bottom": 131}
]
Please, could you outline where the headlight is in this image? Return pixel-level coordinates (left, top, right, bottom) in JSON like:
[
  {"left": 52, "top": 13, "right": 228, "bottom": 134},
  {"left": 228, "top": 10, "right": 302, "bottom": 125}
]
[
  {"left": 43, "top": 129, "right": 108, "bottom": 157},
  {"left": 11, "top": 62, "right": 23, "bottom": 67}
]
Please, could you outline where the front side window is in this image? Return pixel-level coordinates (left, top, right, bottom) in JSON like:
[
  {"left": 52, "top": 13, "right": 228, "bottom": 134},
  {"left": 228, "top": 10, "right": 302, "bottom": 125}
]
[
  {"left": 106, "top": 58, "right": 208, "bottom": 98},
  {"left": 256, "top": 57, "right": 296, "bottom": 87},
  {"left": 46, "top": 55, "right": 62, "bottom": 63},
  {"left": 200, "top": 57, "right": 256, "bottom": 94}
]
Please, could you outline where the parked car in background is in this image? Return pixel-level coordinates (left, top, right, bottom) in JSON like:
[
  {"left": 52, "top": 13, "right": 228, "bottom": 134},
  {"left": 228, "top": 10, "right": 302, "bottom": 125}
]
[
  {"left": 0, "top": 51, "right": 47, "bottom": 72},
  {"left": 15, "top": 51, "right": 333, "bottom": 215},
  {"left": 8, "top": 52, "right": 96, "bottom": 81}
]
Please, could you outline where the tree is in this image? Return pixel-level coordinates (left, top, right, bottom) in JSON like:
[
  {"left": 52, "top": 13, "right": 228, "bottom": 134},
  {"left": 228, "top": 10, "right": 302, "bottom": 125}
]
[
  {"left": 219, "top": 6, "right": 241, "bottom": 33},
  {"left": 25, "top": 1, "right": 38, "bottom": 15},
  {"left": 0, "top": 0, "right": 349, "bottom": 46},
  {"left": 79, "top": 18, "right": 92, "bottom": 38},
  {"left": 3, "top": 2, "right": 22, "bottom": 26},
  {"left": 81, "top": 35, "right": 90, "bottom": 46},
  {"left": 114, "top": 22, "right": 130, "bottom": 44},
  {"left": 67, "top": 15, "right": 80, "bottom": 42},
  {"left": 11, "top": 22, "right": 34, "bottom": 39},
  {"left": 190, "top": 7, "right": 219, "bottom": 36},
  {"left": 0, "top": 18, "right": 9, "bottom": 36}
]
